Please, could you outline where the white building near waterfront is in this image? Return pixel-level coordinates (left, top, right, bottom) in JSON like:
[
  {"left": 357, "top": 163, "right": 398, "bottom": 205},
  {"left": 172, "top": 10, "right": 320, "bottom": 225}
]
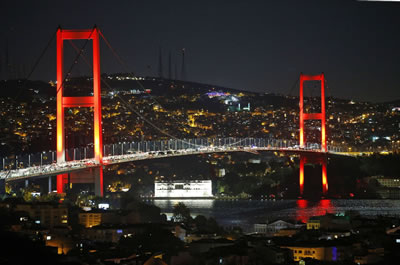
[{"left": 154, "top": 180, "right": 213, "bottom": 198}]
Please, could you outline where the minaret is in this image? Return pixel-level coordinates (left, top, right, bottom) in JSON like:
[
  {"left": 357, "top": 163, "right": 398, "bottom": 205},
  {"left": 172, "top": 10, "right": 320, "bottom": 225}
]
[
  {"left": 168, "top": 51, "right": 172, "bottom": 80},
  {"left": 5, "top": 38, "right": 10, "bottom": 79},
  {"left": 158, "top": 46, "right": 163, "bottom": 78},
  {"left": 0, "top": 47, "right": 2, "bottom": 79},
  {"left": 175, "top": 62, "right": 178, "bottom": 80},
  {"left": 181, "top": 48, "right": 186, "bottom": 81}
]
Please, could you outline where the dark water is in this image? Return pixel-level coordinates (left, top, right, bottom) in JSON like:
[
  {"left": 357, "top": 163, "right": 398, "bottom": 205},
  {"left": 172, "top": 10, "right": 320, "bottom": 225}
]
[{"left": 145, "top": 199, "right": 400, "bottom": 231}]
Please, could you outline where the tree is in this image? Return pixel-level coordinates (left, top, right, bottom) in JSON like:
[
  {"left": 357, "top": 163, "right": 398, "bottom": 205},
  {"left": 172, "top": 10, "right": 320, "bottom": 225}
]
[
  {"left": 172, "top": 202, "right": 192, "bottom": 224},
  {"left": 194, "top": 215, "right": 207, "bottom": 229}
]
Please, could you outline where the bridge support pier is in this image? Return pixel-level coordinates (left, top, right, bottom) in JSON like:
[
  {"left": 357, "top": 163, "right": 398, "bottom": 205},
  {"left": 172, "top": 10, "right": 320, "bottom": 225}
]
[
  {"left": 25, "top": 179, "right": 29, "bottom": 188},
  {"left": 299, "top": 154, "right": 328, "bottom": 197},
  {"left": 94, "top": 167, "right": 104, "bottom": 197},
  {"left": 0, "top": 178, "right": 5, "bottom": 195},
  {"left": 57, "top": 174, "right": 68, "bottom": 194},
  {"left": 56, "top": 167, "right": 103, "bottom": 196},
  {"left": 48, "top": 176, "right": 52, "bottom": 193}
]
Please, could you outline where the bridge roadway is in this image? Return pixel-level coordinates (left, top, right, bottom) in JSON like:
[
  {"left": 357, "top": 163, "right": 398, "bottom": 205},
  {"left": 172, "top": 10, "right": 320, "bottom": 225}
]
[{"left": 0, "top": 144, "right": 346, "bottom": 182}]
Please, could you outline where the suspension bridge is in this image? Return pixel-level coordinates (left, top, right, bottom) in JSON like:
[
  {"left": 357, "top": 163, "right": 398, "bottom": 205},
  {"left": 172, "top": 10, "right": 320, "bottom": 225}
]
[{"left": 0, "top": 26, "right": 348, "bottom": 197}]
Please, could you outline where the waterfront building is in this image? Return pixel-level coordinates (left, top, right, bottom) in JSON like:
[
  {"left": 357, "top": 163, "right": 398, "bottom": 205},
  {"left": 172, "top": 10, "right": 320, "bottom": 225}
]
[
  {"left": 253, "top": 220, "right": 302, "bottom": 235},
  {"left": 367, "top": 176, "right": 400, "bottom": 188},
  {"left": 154, "top": 180, "right": 213, "bottom": 198}
]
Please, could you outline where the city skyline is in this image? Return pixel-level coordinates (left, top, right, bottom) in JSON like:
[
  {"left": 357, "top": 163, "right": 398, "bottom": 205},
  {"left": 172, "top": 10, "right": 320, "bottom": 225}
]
[
  {"left": 1, "top": 0, "right": 400, "bottom": 102},
  {"left": 2, "top": 2, "right": 400, "bottom": 263}
]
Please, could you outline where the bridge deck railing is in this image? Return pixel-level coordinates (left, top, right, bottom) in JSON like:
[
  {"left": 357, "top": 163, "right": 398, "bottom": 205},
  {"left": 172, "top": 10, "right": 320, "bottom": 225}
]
[{"left": 0, "top": 138, "right": 346, "bottom": 178}]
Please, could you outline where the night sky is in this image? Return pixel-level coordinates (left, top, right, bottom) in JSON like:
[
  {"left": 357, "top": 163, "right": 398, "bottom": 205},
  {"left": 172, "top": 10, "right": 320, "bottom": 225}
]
[{"left": 1, "top": 0, "right": 400, "bottom": 102}]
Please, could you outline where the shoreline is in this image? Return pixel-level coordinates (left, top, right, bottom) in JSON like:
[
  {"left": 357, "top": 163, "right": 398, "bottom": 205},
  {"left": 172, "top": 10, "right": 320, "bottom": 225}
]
[{"left": 141, "top": 197, "right": 397, "bottom": 201}]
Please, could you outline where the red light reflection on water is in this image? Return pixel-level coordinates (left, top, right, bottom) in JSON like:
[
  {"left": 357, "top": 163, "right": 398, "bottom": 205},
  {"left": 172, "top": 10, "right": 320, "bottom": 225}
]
[{"left": 296, "top": 199, "right": 335, "bottom": 223}]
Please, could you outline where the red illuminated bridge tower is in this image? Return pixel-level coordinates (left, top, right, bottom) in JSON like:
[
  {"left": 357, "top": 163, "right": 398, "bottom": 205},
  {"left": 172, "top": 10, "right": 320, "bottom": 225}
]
[
  {"left": 299, "top": 73, "right": 328, "bottom": 196},
  {"left": 56, "top": 27, "right": 104, "bottom": 196}
]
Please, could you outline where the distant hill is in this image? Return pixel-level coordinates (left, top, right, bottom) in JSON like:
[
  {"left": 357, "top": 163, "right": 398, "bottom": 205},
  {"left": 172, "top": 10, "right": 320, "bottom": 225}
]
[
  {"left": 0, "top": 79, "right": 53, "bottom": 100},
  {"left": 0, "top": 75, "right": 384, "bottom": 108},
  {"left": 383, "top": 99, "right": 400, "bottom": 106}
]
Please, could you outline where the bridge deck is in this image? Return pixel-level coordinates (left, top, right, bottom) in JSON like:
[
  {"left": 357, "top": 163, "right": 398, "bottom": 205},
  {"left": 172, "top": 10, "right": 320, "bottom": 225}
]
[{"left": 1, "top": 146, "right": 349, "bottom": 182}]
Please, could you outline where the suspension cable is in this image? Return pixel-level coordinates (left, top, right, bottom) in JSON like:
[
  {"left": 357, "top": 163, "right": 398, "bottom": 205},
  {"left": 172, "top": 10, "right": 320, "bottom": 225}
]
[
  {"left": 98, "top": 28, "right": 242, "bottom": 146},
  {"left": 13, "top": 28, "right": 58, "bottom": 101},
  {"left": 67, "top": 40, "right": 190, "bottom": 142},
  {"left": 5, "top": 28, "right": 57, "bottom": 176},
  {"left": 98, "top": 28, "right": 194, "bottom": 131},
  {"left": 287, "top": 76, "right": 299, "bottom": 97},
  {"left": 96, "top": 28, "right": 300, "bottom": 148},
  {"left": 69, "top": 40, "right": 258, "bottom": 148},
  {"left": 97, "top": 28, "right": 277, "bottom": 147}
]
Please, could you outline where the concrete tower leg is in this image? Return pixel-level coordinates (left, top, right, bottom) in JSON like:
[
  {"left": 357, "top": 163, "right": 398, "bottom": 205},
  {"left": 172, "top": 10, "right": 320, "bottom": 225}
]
[
  {"left": 48, "top": 176, "right": 52, "bottom": 193},
  {"left": 0, "top": 179, "right": 5, "bottom": 195},
  {"left": 94, "top": 167, "right": 104, "bottom": 197},
  {"left": 57, "top": 173, "right": 68, "bottom": 194}
]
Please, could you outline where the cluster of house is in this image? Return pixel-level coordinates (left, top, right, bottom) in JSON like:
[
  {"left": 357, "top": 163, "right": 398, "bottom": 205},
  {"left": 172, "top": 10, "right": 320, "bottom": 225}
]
[
  {"left": 250, "top": 213, "right": 400, "bottom": 264},
  {"left": 2, "top": 199, "right": 400, "bottom": 264}
]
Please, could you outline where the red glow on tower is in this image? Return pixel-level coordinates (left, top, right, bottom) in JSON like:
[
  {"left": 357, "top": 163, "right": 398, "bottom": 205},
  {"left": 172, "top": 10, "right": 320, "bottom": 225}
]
[
  {"left": 299, "top": 73, "right": 328, "bottom": 196},
  {"left": 299, "top": 73, "right": 326, "bottom": 152},
  {"left": 56, "top": 27, "right": 103, "bottom": 196},
  {"left": 299, "top": 156, "right": 305, "bottom": 195}
]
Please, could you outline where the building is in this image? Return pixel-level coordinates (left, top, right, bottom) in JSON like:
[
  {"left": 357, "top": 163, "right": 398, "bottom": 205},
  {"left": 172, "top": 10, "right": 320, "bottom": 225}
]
[
  {"left": 254, "top": 220, "right": 303, "bottom": 235},
  {"left": 354, "top": 247, "right": 384, "bottom": 264},
  {"left": 81, "top": 224, "right": 169, "bottom": 244},
  {"left": 78, "top": 209, "right": 148, "bottom": 228},
  {"left": 81, "top": 225, "right": 128, "bottom": 243},
  {"left": 306, "top": 214, "right": 351, "bottom": 230},
  {"left": 154, "top": 180, "right": 213, "bottom": 198},
  {"left": 188, "top": 238, "right": 235, "bottom": 254},
  {"left": 366, "top": 176, "right": 400, "bottom": 188},
  {"left": 318, "top": 231, "right": 351, "bottom": 240},
  {"left": 45, "top": 230, "right": 76, "bottom": 254},
  {"left": 274, "top": 229, "right": 299, "bottom": 237},
  {"left": 307, "top": 216, "right": 323, "bottom": 230},
  {"left": 79, "top": 210, "right": 103, "bottom": 228},
  {"left": 257, "top": 246, "right": 292, "bottom": 264},
  {"left": 13, "top": 202, "right": 68, "bottom": 228},
  {"left": 376, "top": 177, "right": 400, "bottom": 188},
  {"left": 281, "top": 243, "right": 352, "bottom": 262}
]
